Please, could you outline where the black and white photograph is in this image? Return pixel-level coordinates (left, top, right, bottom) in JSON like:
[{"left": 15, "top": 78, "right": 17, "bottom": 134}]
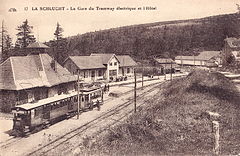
[{"left": 0, "top": 0, "right": 240, "bottom": 155}]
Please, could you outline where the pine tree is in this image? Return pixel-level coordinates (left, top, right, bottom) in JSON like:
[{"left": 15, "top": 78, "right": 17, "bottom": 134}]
[
  {"left": 0, "top": 20, "right": 12, "bottom": 62},
  {"left": 15, "top": 19, "right": 36, "bottom": 48},
  {"left": 54, "top": 22, "right": 64, "bottom": 40},
  {"left": 53, "top": 22, "right": 67, "bottom": 64}
]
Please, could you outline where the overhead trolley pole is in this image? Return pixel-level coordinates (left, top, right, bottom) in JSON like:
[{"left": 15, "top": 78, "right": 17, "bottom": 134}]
[
  {"left": 134, "top": 69, "right": 137, "bottom": 113},
  {"left": 77, "top": 70, "right": 80, "bottom": 119}
]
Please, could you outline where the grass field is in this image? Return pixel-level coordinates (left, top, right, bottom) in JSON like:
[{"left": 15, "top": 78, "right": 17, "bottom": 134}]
[{"left": 79, "top": 70, "right": 240, "bottom": 155}]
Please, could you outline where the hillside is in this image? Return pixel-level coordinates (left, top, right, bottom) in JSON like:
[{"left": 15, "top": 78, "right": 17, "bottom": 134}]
[
  {"left": 79, "top": 70, "right": 240, "bottom": 155},
  {"left": 6, "top": 13, "right": 240, "bottom": 65},
  {"left": 43, "top": 13, "right": 240, "bottom": 64}
]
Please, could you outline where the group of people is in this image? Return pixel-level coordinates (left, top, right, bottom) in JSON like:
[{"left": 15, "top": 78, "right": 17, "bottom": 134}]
[
  {"left": 89, "top": 99, "right": 101, "bottom": 111},
  {"left": 88, "top": 84, "right": 109, "bottom": 111},
  {"left": 103, "top": 84, "right": 110, "bottom": 93}
]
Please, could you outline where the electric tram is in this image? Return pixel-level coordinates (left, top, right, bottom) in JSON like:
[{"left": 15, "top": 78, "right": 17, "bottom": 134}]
[{"left": 11, "top": 86, "right": 103, "bottom": 135}]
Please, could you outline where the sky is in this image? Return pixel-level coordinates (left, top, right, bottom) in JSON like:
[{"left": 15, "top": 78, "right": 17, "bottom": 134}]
[{"left": 0, "top": 0, "right": 239, "bottom": 43}]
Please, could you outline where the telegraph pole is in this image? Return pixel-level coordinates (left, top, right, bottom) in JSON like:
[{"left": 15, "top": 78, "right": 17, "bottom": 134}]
[
  {"left": 134, "top": 69, "right": 137, "bottom": 113},
  {"left": 77, "top": 70, "right": 80, "bottom": 119},
  {"left": 170, "top": 61, "right": 173, "bottom": 81},
  {"left": 164, "top": 58, "right": 167, "bottom": 80},
  {"left": 194, "top": 54, "right": 196, "bottom": 67},
  {"left": 142, "top": 64, "right": 144, "bottom": 89},
  {"left": 1, "top": 20, "right": 4, "bottom": 62},
  {"left": 181, "top": 55, "right": 183, "bottom": 71}
]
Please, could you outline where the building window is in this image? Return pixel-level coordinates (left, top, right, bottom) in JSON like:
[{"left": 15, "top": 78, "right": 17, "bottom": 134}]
[
  {"left": 84, "top": 71, "right": 88, "bottom": 78},
  {"left": 110, "top": 63, "right": 113, "bottom": 66},
  {"left": 114, "top": 62, "right": 117, "bottom": 66},
  {"left": 127, "top": 68, "right": 130, "bottom": 73},
  {"left": 91, "top": 70, "right": 95, "bottom": 78},
  {"left": 109, "top": 70, "right": 117, "bottom": 76},
  {"left": 98, "top": 70, "right": 102, "bottom": 77}
]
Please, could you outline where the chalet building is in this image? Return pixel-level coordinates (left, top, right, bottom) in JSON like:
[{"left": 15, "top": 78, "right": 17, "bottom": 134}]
[
  {"left": 223, "top": 37, "right": 240, "bottom": 62},
  {"left": 0, "top": 42, "right": 76, "bottom": 112},
  {"left": 175, "top": 51, "right": 221, "bottom": 67},
  {"left": 153, "top": 58, "right": 180, "bottom": 73},
  {"left": 63, "top": 53, "right": 137, "bottom": 81}
]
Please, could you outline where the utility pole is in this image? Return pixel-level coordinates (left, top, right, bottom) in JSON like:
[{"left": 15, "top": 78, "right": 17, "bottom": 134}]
[
  {"left": 194, "top": 54, "right": 195, "bottom": 67},
  {"left": 134, "top": 69, "right": 137, "bottom": 113},
  {"left": 101, "top": 87, "right": 103, "bottom": 102},
  {"left": 164, "top": 58, "right": 167, "bottom": 80},
  {"left": 1, "top": 20, "right": 4, "bottom": 62},
  {"left": 170, "top": 60, "right": 173, "bottom": 81},
  {"left": 77, "top": 70, "right": 80, "bottom": 119},
  {"left": 142, "top": 64, "right": 144, "bottom": 89}
]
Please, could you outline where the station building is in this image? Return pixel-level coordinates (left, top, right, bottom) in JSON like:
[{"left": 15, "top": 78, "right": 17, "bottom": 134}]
[
  {"left": 222, "top": 37, "right": 240, "bottom": 62},
  {"left": 175, "top": 51, "right": 221, "bottom": 67},
  {"left": 63, "top": 53, "right": 137, "bottom": 81},
  {"left": 0, "top": 42, "right": 76, "bottom": 112}
]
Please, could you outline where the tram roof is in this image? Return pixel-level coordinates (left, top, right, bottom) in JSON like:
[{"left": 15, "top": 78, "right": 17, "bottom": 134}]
[
  {"left": 13, "top": 92, "right": 77, "bottom": 110},
  {"left": 13, "top": 87, "right": 101, "bottom": 111}
]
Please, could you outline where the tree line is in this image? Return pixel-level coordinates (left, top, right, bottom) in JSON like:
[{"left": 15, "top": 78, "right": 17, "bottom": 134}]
[{"left": 0, "top": 20, "right": 65, "bottom": 63}]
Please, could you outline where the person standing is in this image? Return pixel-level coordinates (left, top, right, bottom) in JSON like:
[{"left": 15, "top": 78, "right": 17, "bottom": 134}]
[
  {"left": 104, "top": 84, "right": 107, "bottom": 93},
  {"left": 96, "top": 99, "right": 100, "bottom": 111},
  {"left": 107, "top": 84, "right": 110, "bottom": 92}
]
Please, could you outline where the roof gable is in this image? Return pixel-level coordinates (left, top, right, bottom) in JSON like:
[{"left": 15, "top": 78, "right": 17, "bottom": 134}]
[
  {"left": 225, "top": 37, "right": 240, "bottom": 48},
  {"left": 116, "top": 55, "right": 137, "bottom": 67},
  {"left": 90, "top": 53, "right": 118, "bottom": 64}
]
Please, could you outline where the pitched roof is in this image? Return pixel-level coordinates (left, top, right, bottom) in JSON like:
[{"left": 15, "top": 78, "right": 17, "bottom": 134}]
[
  {"left": 197, "top": 51, "right": 220, "bottom": 60},
  {"left": 154, "top": 58, "right": 174, "bottom": 64},
  {"left": 225, "top": 37, "right": 240, "bottom": 48},
  {"left": 175, "top": 51, "right": 220, "bottom": 61},
  {"left": 67, "top": 54, "right": 137, "bottom": 69},
  {"left": 27, "top": 42, "right": 49, "bottom": 49},
  {"left": 0, "top": 53, "right": 76, "bottom": 90},
  {"left": 175, "top": 56, "right": 196, "bottom": 60},
  {"left": 116, "top": 55, "right": 137, "bottom": 67},
  {"left": 69, "top": 56, "right": 106, "bottom": 70},
  {"left": 90, "top": 53, "right": 117, "bottom": 64},
  {"left": 161, "top": 64, "right": 180, "bottom": 69}
]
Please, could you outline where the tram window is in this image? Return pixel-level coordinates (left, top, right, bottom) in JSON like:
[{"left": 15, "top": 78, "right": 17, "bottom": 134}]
[
  {"left": 34, "top": 107, "right": 41, "bottom": 116},
  {"left": 85, "top": 95, "right": 88, "bottom": 101}
]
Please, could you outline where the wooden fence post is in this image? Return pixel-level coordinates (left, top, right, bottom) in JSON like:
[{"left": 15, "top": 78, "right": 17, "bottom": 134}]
[{"left": 212, "top": 121, "right": 220, "bottom": 155}]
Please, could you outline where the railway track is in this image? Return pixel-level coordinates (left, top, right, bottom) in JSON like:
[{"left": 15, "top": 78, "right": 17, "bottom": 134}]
[
  {"left": 62, "top": 85, "right": 161, "bottom": 155},
  {"left": 0, "top": 79, "right": 161, "bottom": 152},
  {"left": 1, "top": 75, "right": 186, "bottom": 156},
  {"left": 27, "top": 81, "right": 163, "bottom": 156}
]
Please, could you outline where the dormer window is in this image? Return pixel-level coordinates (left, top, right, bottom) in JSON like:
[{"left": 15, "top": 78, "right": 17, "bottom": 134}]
[
  {"left": 110, "top": 63, "right": 113, "bottom": 66},
  {"left": 50, "top": 60, "right": 56, "bottom": 71},
  {"left": 114, "top": 62, "right": 117, "bottom": 66}
]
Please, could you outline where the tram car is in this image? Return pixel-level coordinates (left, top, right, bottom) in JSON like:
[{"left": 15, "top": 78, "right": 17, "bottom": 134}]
[{"left": 11, "top": 86, "right": 103, "bottom": 136}]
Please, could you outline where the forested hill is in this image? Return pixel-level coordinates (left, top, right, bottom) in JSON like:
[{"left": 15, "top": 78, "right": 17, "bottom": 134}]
[{"left": 47, "top": 13, "right": 240, "bottom": 64}]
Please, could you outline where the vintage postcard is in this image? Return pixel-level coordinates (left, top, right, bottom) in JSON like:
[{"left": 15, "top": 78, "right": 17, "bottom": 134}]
[{"left": 0, "top": 0, "right": 240, "bottom": 155}]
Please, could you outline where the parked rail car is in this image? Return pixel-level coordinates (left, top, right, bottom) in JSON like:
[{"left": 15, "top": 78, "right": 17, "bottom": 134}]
[{"left": 11, "top": 86, "right": 103, "bottom": 136}]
